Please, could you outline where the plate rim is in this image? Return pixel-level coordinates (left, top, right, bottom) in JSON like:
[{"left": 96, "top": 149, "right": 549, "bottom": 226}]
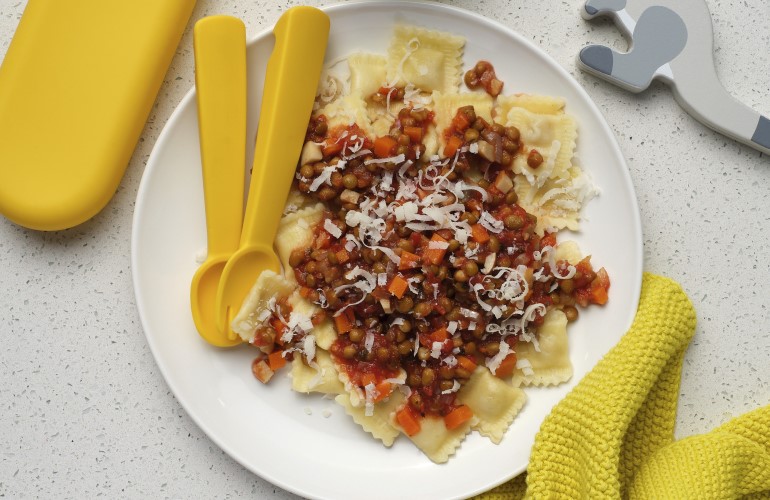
[{"left": 131, "top": 1, "right": 643, "bottom": 498}]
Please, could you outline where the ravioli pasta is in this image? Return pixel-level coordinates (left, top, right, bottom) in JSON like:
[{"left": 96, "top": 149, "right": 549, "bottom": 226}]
[
  {"left": 391, "top": 413, "right": 472, "bottom": 463},
  {"left": 226, "top": 23, "right": 610, "bottom": 464},
  {"left": 510, "top": 309, "right": 573, "bottom": 387},
  {"left": 274, "top": 203, "right": 324, "bottom": 277},
  {"left": 336, "top": 391, "right": 404, "bottom": 447},
  {"left": 348, "top": 53, "right": 388, "bottom": 98},
  {"left": 495, "top": 93, "right": 566, "bottom": 117},
  {"left": 386, "top": 24, "right": 464, "bottom": 92},
  {"left": 458, "top": 368, "right": 528, "bottom": 444}
]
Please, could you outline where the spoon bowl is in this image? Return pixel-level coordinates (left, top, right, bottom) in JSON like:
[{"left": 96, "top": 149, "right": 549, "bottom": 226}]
[
  {"left": 191, "top": 258, "right": 241, "bottom": 347},
  {"left": 214, "top": 244, "right": 282, "bottom": 334}
]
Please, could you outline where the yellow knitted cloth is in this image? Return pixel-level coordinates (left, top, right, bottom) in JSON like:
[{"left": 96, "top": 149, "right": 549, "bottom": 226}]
[{"left": 476, "top": 273, "right": 770, "bottom": 499}]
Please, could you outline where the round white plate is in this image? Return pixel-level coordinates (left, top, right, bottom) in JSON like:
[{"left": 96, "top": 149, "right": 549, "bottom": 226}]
[{"left": 131, "top": 2, "right": 642, "bottom": 499}]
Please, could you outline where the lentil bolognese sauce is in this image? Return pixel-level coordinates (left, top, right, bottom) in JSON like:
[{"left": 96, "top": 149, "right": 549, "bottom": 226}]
[
  {"left": 285, "top": 94, "right": 609, "bottom": 423},
  {"left": 233, "top": 24, "right": 610, "bottom": 462}
]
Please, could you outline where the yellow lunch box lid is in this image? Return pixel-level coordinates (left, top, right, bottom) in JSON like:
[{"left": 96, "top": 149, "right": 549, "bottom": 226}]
[{"left": 0, "top": 0, "right": 197, "bottom": 231}]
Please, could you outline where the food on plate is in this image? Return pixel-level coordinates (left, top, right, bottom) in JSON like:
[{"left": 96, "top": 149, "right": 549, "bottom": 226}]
[{"left": 231, "top": 24, "right": 610, "bottom": 463}]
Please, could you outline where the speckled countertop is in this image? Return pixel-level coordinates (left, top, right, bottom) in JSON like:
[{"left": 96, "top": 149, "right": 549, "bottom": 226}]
[{"left": 1, "top": 0, "right": 769, "bottom": 498}]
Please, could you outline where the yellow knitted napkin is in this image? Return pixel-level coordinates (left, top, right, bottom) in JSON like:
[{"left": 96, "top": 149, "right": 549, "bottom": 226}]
[{"left": 476, "top": 273, "right": 770, "bottom": 499}]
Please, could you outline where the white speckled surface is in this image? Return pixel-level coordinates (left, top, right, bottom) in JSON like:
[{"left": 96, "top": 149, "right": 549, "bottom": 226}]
[{"left": 1, "top": 0, "right": 769, "bottom": 498}]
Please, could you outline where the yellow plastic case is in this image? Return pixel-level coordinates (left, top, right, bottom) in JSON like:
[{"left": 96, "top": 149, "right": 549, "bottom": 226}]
[{"left": 0, "top": 0, "right": 197, "bottom": 231}]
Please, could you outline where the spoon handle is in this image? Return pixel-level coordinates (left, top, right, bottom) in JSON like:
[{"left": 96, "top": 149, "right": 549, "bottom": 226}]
[
  {"left": 240, "top": 7, "right": 330, "bottom": 247},
  {"left": 193, "top": 16, "right": 247, "bottom": 258}
]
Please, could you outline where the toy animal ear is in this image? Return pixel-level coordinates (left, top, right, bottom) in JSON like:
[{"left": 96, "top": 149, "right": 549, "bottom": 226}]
[
  {"left": 579, "top": 45, "right": 614, "bottom": 77},
  {"left": 578, "top": 6, "right": 687, "bottom": 93},
  {"left": 582, "top": 0, "right": 627, "bottom": 19}
]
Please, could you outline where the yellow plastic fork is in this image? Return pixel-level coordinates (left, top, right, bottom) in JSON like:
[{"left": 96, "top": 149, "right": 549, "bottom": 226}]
[
  {"left": 189, "top": 16, "right": 247, "bottom": 347},
  {"left": 214, "top": 7, "right": 330, "bottom": 336}
]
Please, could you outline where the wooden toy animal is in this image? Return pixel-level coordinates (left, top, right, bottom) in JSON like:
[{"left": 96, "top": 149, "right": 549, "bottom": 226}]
[{"left": 578, "top": 0, "right": 770, "bottom": 155}]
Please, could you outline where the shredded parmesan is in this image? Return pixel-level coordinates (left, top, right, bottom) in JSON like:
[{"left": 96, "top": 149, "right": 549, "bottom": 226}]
[
  {"left": 309, "top": 163, "right": 343, "bottom": 192},
  {"left": 485, "top": 341, "right": 512, "bottom": 375},
  {"left": 324, "top": 219, "right": 342, "bottom": 239},
  {"left": 364, "top": 382, "right": 377, "bottom": 416},
  {"left": 428, "top": 239, "right": 449, "bottom": 250},
  {"left": 516, "top": 358, "right": 535, "bottom": 376},
  {"left": 441, "top": 380, "right": 461, "bottom": 394},
  {"left": 479, "top": 211, "right": 504, "bottom": 233},
  {"left": 333, "top": 267, "right": 377, "bottom": 316}
]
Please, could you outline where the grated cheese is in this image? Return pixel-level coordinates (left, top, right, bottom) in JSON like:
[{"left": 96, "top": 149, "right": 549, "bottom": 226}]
[
  {"left": 364, "top": 382, "right": 377, "bottom": 416},
  {"left": 516, "top": 358, "right": 535, "bottom": 376},
  {"left": 303, "top": 334, "right": 317, "bottom": 362},
  {"left": 364, "top": 154, "right": 406, "bottom": 165},
  {"left": 333, "top": 266, "right": 377, "bottom": 316},
  {"left": 485, "top": 341, "right": 512, "bottom": 375},
  {"left": 364, "top": 331, "right": 375, "bottom": 352},
  {"left": 441, "top": 380, "right": 461, "bottom": 394},
  {"left": 324, "top": 219, "right": 342, "bottom": 239},
  {"left": 309, "top": 163, "right": 343, "bottom": 192},
  {"left": 428, "top": 239, "right": 449, "bottom": 250},
  {"left": 479, "top": 211, "right": 504, "bottom": 233}
]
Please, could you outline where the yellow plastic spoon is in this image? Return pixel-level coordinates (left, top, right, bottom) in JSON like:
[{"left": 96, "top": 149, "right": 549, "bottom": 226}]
[
  {"left": 189, "top": 16, "right": 247, "bottom": 347},
  {"left": 214, "top": 6, "right": 330, "bottom": 336}
]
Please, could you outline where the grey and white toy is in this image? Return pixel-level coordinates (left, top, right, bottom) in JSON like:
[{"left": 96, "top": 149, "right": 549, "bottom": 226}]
[{"left": 578, "top": 0, "right": 770, "bottom": 155}]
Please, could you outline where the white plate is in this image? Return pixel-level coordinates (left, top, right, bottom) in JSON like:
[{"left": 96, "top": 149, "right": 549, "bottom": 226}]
[{"left": 131, "top": 2, "right": 642, "bottom": 499}]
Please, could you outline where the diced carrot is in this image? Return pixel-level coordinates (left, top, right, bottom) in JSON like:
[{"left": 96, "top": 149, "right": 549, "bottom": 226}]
[
  {"left": 451, "top": 110, "right": 471, "bottom": 132},
  {"left": 404, "top": 126, "right": 423, "bottom": 143},
  {"left": 422, "top": 233, "right": 449, "bottom": 265},
  {"left": 541, "top": 232, "right": 557, "bottom": 248},
  {"left": 268, "top": 350, "right": 287, "bottom": 371},
  {"left": 388, "top": 275, "right": 409, "bottom": 299},
  {"left": 334, "top": 310, "right": 354, "bottom": 334},
  {"left": 370, "top": 286, "right": 390, "bottom": 300},
  {"left": 443, "top": 135, "right": 464, "bottom": 157},
  {"left": 595, "top": 267, "right": 611, "bottom": 288},
  {"left": 270, "top": 317, "right": 285, "bottom": 333},
  {"left": 322, "top": 140, "right": 344, "bottom": 157},
  {"left": 429, "top": 326, "right": 448, "bottom": 343},
  {"left": 373, "top": 135, "right": 398, "bottom": 158},
  {"left": 335, "top": 247, "right": 350, "bottom": 264},
  {"left": 299, "top": 286, "right": 312, "bottom": 298},
  {"left": 374, "top": 382, "right": 392, "bottom": 402},
  {"left": 361, "top": 373, "right": 376, "bottom": 387},
  {"left": 444, "top": 405, "right": 473, "bottom": 430},
  {"left": 471, "top": 223, "right": 490, "bottom": 243},
  {"left": 251, "top": 359, "right": 274, "bottom": 384},
  {"left": 590, "top": 286, "right": 609, "bottom": 305},
  {"left": 575, "top": 288, "right": 590, "bottom": 308},
  {"left": 396, "top": 407, "right": 422, "bottom": 437},
  {"left": 457, "top": 355, "right": 477, "bottom": 373},
  {"left": 399, "top": 251, "right": 420, "bottom": 270},
  {"left": 494, "top": 353, "right": 518, "bottom": 378},
  {"left": 358, "top": 374, "right": 392, "bottom": 402},
  {"left": 315, "top": 230, "right": 331, "bottom": 249},
  {"left": 311, "top": 311, "right": 327, "bottom": 326}
]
